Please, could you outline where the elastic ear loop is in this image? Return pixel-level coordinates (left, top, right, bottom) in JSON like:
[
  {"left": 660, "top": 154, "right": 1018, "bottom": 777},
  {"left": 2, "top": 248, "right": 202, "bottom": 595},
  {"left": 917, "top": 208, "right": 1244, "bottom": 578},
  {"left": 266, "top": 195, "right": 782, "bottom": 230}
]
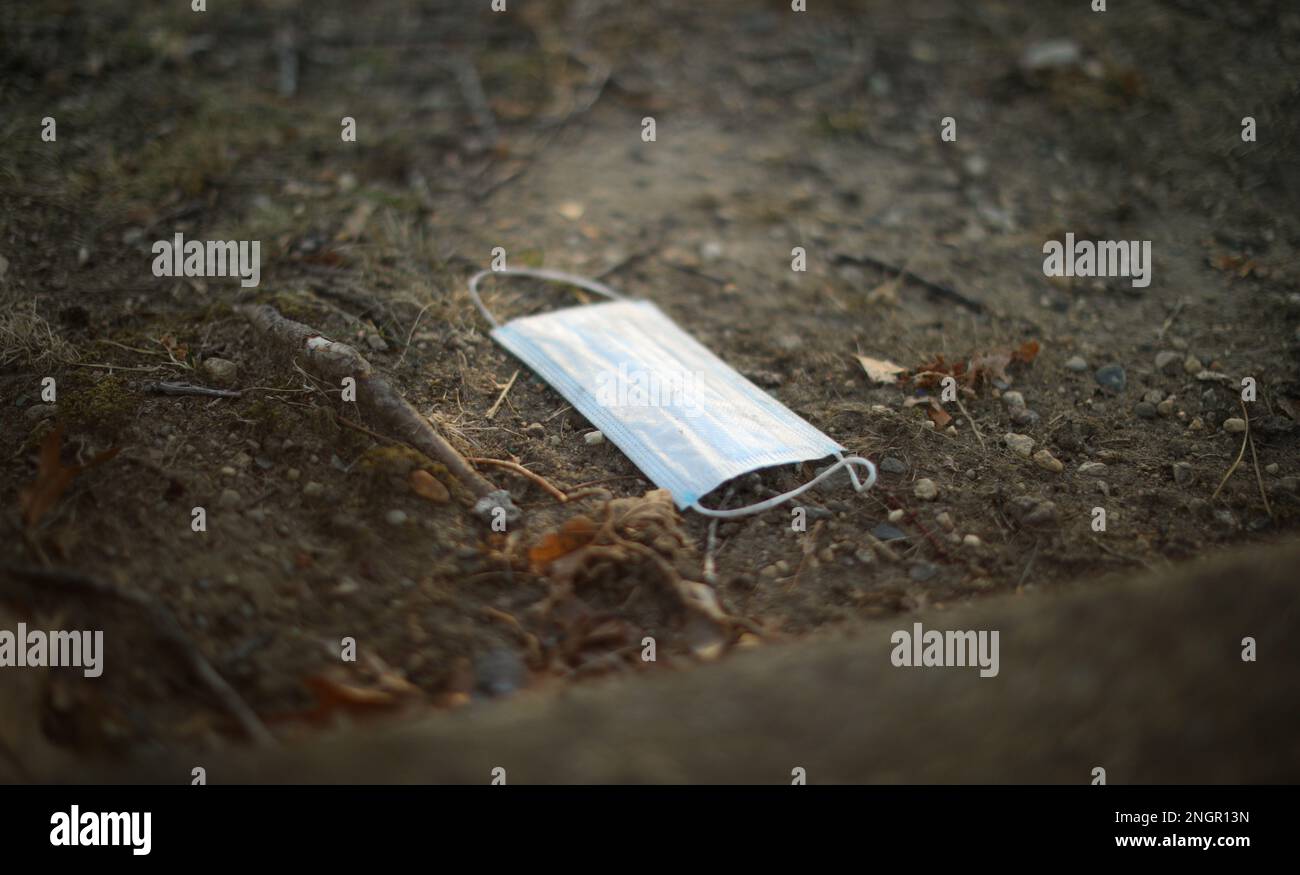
[
  {"left": 468, "top": 267, "right": 627, "bottom": 329},
  {"left": 469, "top": 268, "right": 877, "bottom": 518},
  {"left": 689, "top": 453, "right": 877, "bottom": 518}
]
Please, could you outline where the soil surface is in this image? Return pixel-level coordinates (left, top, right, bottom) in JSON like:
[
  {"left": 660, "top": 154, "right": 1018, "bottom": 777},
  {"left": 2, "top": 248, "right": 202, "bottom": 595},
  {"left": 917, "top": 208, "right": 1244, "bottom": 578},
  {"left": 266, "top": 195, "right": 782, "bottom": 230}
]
[{"left": 1, "top": 0, "right": 1298, "bottom": 776}]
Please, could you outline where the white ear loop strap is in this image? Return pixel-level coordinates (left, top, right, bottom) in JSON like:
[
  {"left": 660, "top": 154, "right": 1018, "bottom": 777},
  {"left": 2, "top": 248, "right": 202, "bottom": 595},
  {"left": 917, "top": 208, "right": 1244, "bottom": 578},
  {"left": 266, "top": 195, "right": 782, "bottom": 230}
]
[
  {"left": 689, "top": 453, "right": 877, "bottom": 518},
  {"left": 468, "top": 268, "right": 627, "bottom": 329}
]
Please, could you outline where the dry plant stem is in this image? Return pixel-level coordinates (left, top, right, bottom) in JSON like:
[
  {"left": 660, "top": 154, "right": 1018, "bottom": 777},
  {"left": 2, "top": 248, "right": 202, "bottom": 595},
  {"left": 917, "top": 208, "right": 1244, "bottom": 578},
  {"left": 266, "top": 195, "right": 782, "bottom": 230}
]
[
  {"left": 953, "top": 392, "right": 985, "bottom": 449},
  {"left": 1211, "top": 401, "right": 1253, "bottom": 502},
  {"left": 238, "top": 304, "right": 500, "bottom": 500},
  {"left": 0, "top": 565, "right": 275, "bottom": 747},
  {"left": 485, "top": 370, "right": 519, "bottom": 420},
  {"left": 469, "top": 456, "right": 566, "bottom": 502}
]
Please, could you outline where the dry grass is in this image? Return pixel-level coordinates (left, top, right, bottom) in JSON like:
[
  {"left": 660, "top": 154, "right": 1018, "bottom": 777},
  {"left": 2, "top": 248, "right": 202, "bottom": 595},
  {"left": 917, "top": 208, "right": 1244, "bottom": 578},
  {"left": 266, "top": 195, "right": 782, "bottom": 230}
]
[{"left": 0, "top": 298, "right": 79, "bottom": 368}]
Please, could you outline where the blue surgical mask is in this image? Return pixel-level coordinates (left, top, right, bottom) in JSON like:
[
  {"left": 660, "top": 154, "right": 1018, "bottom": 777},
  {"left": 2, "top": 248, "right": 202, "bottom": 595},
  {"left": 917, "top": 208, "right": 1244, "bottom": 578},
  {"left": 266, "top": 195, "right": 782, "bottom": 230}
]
[{"left": 469, "top": 268, "right": 875, "bottom": 517}]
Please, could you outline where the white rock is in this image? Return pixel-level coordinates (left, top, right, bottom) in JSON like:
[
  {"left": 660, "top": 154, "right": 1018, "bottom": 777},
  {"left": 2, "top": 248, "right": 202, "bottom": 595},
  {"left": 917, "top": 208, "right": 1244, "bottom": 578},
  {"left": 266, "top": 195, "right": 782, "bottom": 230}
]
[
  {"left": 913, "top": 478, "right": 939, "bottom": 500},
  {"left": 1004, "top": 432, "right": 1034, "bottom": 458},
  {"left": 584, "top": 430, "right": 605, "bottom": 445}
]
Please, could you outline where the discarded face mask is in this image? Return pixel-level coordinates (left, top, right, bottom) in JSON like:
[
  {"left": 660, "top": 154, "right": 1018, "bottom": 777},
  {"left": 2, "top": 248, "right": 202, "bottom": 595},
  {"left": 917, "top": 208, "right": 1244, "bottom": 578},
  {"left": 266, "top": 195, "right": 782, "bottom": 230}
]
[{"left": 469, "top": 268, "right": 875, "bottom": 518}]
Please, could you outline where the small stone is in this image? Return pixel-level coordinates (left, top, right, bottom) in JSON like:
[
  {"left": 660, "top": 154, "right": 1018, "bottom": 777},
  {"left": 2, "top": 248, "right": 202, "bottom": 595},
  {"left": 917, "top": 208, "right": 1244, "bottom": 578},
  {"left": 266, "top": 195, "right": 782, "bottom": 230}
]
[
  {"left": 1032, "top": 449, "right": 1064, "bottom": 473},
  {"left": 525, "top": 422, "right": 545, "bottom": 439},
  {"left": 218, "top": 488, "right": 242, "bottom": 508},
  {"left": 1183, "top": 355, "right": 1204, "bottom": 375},
  {"left": 1011, "top": 407, "right": 1040, "bottom": 427},
  {"left": 286, "top": 468, "right": 300, "bottom": 481},
  {"left": 583, "top": 430, "right": 605, "bottom": 445},
  {"left": 1134, "top": 401, "right": 1158, "bottom": 419},
  {"left": 1064, "top": 355, "right": 1088, "bottom": 372},
  {"left": 880, "top": 456, "right": 907, "bottom": 475},
  {"left": 935, "top": 511, "right": 955, "bottom": 531},
  {"left": 302, "top": 481, "right": 324, "bottom": 497},
  {"left": 202, "top": 357, "right": 238, "bottom": 387},
  {"left": 759, "top": 564, "right": 779, "bottom": 579},
  {"left": 1142, "top": 389, "right": 1164, "bottom": 405},
  {"left": 365, "top": 333, "right": 388, "bottom": 352},
  {"left": 385, "top": 509, "right": 408, "bottom": 526},
  {"left": 1223, "top": 417, "right": 1246, "bottom": 433},
  {"left": 871, "top": 522, "right": 907, "bottom": 541},
  {"left": 1172, "top": 462, "right": 1195, "bottom": 487},
  {"left": 24, "top": 403, "right": 58, "bottom": 423},
  {"left": 1023, "top": 500, "right": 1058, "bottom": 526},
  {"left": 887, "top": 508, "right": 905, "bottom": 523},
  {"left": 1094, "top": 363, "right": 1127, "bottom": 393},
  {"left": 220, "top": 466, "right": 237, "bottom": 477},
  {"left": 1001, "top": 391, "right": 1026, "bottom": 409},
  {"left": 474, "top": 649, "right": 526, "bottom": 697},
  {"left": 1155, "top": 351, "right": 1182, "bottom": 374},
  {"left": 908, "top": 563, "right": 938, "bottom": 582},
  {"left": 854, "top": 547, "right": 875, "bottom": 565},
  {"left": 1265, "top": 463, "right": 1279, "bottom": 475},
  {"left": 913, "top": 478, "right": 938, "bottom": 500},
  {"left": 1189, "top": 417, "right": 1204, "bottom": 432},
  {"left": 1004, "top": 432, "right": 1034, "bottom": 458},
  {"left": 333, "top": 577, "right": 360, "bottom": 596},
  {"left": 409, "top": 469, "right": 450, "bottom": 503},
  {"left": 1156, "top": 398, "right": 1175, "bottom": 417},
  {"left": 962, "top": 534, "right": 982, "bottom": 548},
  {"left": 1078, "top": 461, "right": 1107, "bottom": 476}
]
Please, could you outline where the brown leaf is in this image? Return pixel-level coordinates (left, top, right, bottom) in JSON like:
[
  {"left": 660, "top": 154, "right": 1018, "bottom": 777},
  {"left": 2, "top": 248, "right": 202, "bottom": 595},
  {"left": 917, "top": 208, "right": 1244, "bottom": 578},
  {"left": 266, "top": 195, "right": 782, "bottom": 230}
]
[
  {"left": 529, "top": 515, "right": 598, "bottom": 570},
  {"left": 19, "top": 427, "right": 119, "bottom": 529},
  {"left": 856, "top": 354, "right": 906, "bottom": 385}
]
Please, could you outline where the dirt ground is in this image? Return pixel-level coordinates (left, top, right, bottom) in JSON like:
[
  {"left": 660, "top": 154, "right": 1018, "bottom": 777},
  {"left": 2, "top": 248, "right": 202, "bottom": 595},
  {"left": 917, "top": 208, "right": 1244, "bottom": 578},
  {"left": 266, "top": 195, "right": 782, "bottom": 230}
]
[{"left": 2, "top": 0, "right": 1298, "bottom": 776}]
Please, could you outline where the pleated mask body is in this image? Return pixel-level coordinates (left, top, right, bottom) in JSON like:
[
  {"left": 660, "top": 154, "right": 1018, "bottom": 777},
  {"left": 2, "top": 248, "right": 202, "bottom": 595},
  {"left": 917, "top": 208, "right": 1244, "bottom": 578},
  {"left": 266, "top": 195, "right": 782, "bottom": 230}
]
[{"left": 471, "top": 269, "right": 874, "bottom": 516}]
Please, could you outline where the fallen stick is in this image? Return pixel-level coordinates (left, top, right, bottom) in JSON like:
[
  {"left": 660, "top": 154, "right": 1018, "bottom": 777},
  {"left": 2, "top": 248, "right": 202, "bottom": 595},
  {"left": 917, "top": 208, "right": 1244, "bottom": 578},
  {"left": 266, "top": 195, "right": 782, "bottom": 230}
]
[
  {"left": 0, "top": 564, "right": 275, "bottom": 748},
  {"left": 833, "top": 252, "right": 985, "bottom": 314},
  {"left": 143, "top": 381, "right": 243, "bottom": 399},
  {"left": 238, "top": 304, "right": 518, "bottom": 522}
]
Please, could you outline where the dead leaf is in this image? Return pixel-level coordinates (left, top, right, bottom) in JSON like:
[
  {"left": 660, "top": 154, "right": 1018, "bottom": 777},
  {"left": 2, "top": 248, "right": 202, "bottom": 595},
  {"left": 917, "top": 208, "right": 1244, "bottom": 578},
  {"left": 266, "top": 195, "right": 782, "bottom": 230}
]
[
  {"left": 904, "top": 395, "right": 952, "bottom": 428},
  {"left": 19, "top": 427, "right": 119, "bottom": 529},
  {"left": 529, "top": 516, "right": 597, "bottom": 570},
  {"left": 856, "top": 354, "right": 906, "bottom": 385}
]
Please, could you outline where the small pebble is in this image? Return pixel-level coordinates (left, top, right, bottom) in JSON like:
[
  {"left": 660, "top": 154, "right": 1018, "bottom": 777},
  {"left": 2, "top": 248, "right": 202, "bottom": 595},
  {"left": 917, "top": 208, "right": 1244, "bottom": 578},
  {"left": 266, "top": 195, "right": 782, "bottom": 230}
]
[
  {"left": 218, "top": 488, "right": 241, "bottom": 508},
  {"left": 1134, "top": 401, "right": 1157, "bottom": 419},
  {"left": 303, "top": 481, "right": 325, "bottom": 497},
  {"left": 1004, "top": 432, "right": 1034, "bottom": 458},
  {"left": 1032, "top": 449, "right": 1064, "bottom": 473},
  {"left": 1155, "top": 351, "right": 1182, "bottom": 374},
  {"left": 909, "top": 563, "right": 938, "bottom": 582},
  {"left": 1156, "top": 398, "right": 1175, "bottom": 417},
  {"left": 1011, "top": 407, "right": 1040, "bottom": 427},
  {"left": 287, "top": 468, "right": 301, "bottom": 481},
  {"left": 962, "top": 534, "right": 982, "bottom": 548},
  {"left": 1265, "top": 463, "right": 1279, "bottom": 475},
  {"left": 1142, "top": 389, "right": 1164, "bottom": 404},
  {"left": 1023, "top": 500, "right": 1058, "bottom": 526},
  {"left": 913, "top": 478, "right": 939, "bottom": 500},
  {"left": 24, "top": 403, "right": 58, "bottom": 423},
  {"left": 1001, "top": 391, "right": 1025, "bottom": 409},
  {"left": 220, "top": 466, "right": 237, "bottom": 477},
  {"left": 1094, "top": 363, "right": 1127, "bottom": 393},
  {"left": 872, "top": 522, "right": 907, "bottom": 541},
  {"left": 887, "top": 508, "right": 905, "bottom": 523},
  {"left": 935, "top": 511, "right": 955, "bottom": 531},
  {"left": 525, "top": 422, "right": 545, "bottom": 438},
  {"left": 385, "top": 509, "right": 408, "bottom": 526},
  {"left": 202, "top": 357, "right": 239, "bottom": 386},
  {"left": 1183, "top": 355, "right": 1203, "bottom": 375},
  {"left": 1172, "top": 462, "right": 1195, "bottom": 487},
  {"left": 880, "top": 456, "right": 907, "bottom": 475},
  {"left": 1078, "top": 462, "right": 1107, "bottom": 476},
  {"left": 1064, "top": 355, "right": 1088, "bottom": 372},
  {"left": 584, "top": 430, "right": 605, "bottom": 445},
  {"left": 1223, "top": 417, "right": 1246, "bottom": 433}
]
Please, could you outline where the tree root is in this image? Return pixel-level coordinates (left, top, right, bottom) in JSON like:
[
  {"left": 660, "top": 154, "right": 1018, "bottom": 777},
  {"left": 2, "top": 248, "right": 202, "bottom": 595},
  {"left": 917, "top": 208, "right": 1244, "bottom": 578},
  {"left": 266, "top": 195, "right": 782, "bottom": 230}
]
[{"left": 237, "top": 304, "right": 519, "bottom": 523}]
